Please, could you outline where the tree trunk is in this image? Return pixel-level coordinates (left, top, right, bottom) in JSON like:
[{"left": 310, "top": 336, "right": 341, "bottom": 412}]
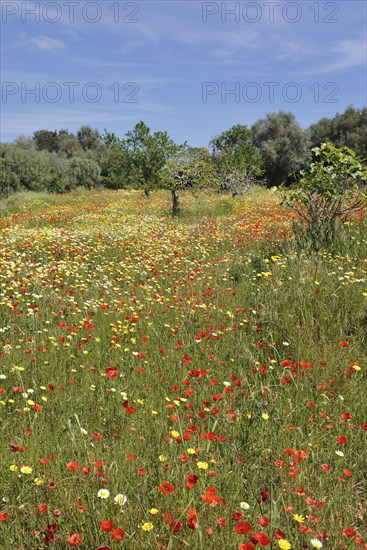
[{"left": 172, "top": 189, "right": 180, "bottom": 216}]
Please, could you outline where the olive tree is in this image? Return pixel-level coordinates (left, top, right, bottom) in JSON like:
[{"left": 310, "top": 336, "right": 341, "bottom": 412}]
[{"left": 163, "top": 147, "right": 219, "bottom": 215}]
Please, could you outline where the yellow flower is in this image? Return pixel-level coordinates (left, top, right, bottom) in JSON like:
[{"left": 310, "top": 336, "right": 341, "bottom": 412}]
[
  {"left": 261, "top": 413, "right": 269, "bottom": 420},
  {"left": 34, "top": 477, "right": 44, "bottom": 485},
  {"left": 278, "top": 540, "right": 292, "bottom": 550},
  {"left": 187, "top": 448, "right": 196, "bottom": 455},
  {"left": 171, "top": 430, "right": 180, "bottom": 438},
  {"left": 149, "top": 508, "right": 159, "bottom": 515},
  {"left": 20, "top": 465, "right": 32, "bottom": 475},
  {"left": 141, "top": 522, "right": 154, "bottom": 531},
  {"left": 10, "top": 465, "right": 18, "bottom": 472},
  {"left": 159, "top": 454, "right": 167, "bottom": 462},
  {"left": 197, "top": 461, "right": 209, "bottom": 470},
  {"left": 293, "top": 513, "right": 305, "bottom": 523}
]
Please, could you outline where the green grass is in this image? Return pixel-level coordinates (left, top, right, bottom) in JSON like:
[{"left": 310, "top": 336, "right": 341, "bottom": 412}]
[{"left": 0, "top": 190, "right": 366, "bottom": 549}]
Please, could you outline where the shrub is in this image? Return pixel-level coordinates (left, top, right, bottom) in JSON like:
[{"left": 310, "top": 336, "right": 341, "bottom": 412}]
[{"left": 282, "top": 143, "right": 367, "bottom": 251}]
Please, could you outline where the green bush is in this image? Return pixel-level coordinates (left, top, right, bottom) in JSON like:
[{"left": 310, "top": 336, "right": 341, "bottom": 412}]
[
  {"left": 282, "top": 143, "right": 367, "bottom": 251},
  {"left": 67, "top": 157, "right": 101, "bottom": 190}
]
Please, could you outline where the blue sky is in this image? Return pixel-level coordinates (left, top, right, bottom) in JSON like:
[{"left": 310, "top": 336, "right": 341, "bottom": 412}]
[{"left": 1, "top": 0, "right": 366, "bottom": 146}]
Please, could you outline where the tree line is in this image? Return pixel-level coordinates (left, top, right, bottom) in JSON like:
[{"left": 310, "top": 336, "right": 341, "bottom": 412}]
[{"left": 1, "top": 106, "right": 366, "bottom": 213}]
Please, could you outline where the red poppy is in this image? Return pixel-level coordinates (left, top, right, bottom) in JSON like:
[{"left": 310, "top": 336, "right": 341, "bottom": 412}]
[
  {"left": 122, "top": 401, "right": 137, "bottom": 414},
  {"left": 111, "top": 528, "right": 125, "bottom": 541},
  {"left": 252, "top": 531, "right": 271, "bottom": 546},
  {"left": 162, "top": 512, "right": 174, "bottom": 524},
  {"left": 260, "top": 488, "right": 270, "bottom": 501},
  {"left": 186, "top": 474, "right": 199, "bottom": 490},
  {"left": 239, "top": 544, "right": 256, "bottom": 550},
  {"left": 159, "top": 481, "right": 175, "bottom": 494},
  {"left": 187, "top": 517, "right": 198, "bottom": 530},
  {"left": 338, "top": 436, "right": 348, "bottom": 444},
  {"left": 273, "top": 529, "right": 287, "bottom": 540},
  {"left": 101, "top": 520, "right": 115, "bottom": 532},
  {"left": 201, "top": 486, "right": 226, "bottom": 507},
  {"left": 68, "top": 533, "right": 82, "bottom": 546},
  {"left": 258, "top": 517, "right": 270, "bottom": 527},
  {"left": 170, "top": 520, "right": 183, "bottom": 533},
  {"left": 343, "top": 527, "right": 357, "bottom": 538},
  {"left": 66, "top": 461, "right": 79, "bottom": 471},
  {"left": 235, "top": 521, "right": 251, "bottom": 535},
  {"left": 0, "top": 512, "right": 9, "bottom": 522}
]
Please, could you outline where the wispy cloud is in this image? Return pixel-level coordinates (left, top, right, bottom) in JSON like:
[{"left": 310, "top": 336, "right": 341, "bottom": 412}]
[
  {"left": 30, "top": 36, "right": 66, "bottom": 51},
  {"left": 329, "top": 38, "right": 367, "bottom": 71},
  {"left": 295, "top": 37, "right": 366, "bottom": 76}
]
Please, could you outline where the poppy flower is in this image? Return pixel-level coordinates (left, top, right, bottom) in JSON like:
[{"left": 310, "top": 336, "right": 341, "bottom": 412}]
[
  {"left": 101, "top": 520, "right": 115, "bottom": 532},
  {"left": 68, "top": 533, "right": 82, "bottom": 546},
  {"left": 111, "top": 528, "right": 125, "bottom": 541},
  {"left": 170, "top": 520, "right": 183, "bottom": 533},
  {"left": 187, "top": 517, "right": 198, "bottom": 530},
  {"left": 343, "top": 527, "right": 357, "bottom": 538},
  {"left": 66, "top": 461, "right": 79, "bottom": 471},
  {"left": 159, "top": 481, "right": 174, "bottom": 494},
  {"left": 235, "top": 521, "right": 251, "bottom": 535},
  {"left": 186, "top": 474, "right": 199, "bottom": 490},
  {"left": 252, "top": 531, "right": 271, "bottom": 546}
]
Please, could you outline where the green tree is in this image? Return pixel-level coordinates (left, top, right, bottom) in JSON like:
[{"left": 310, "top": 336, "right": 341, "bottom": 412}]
[
  {"left": 33, "top": 130, "right": 59, "bottom": 153},
  {"left": 100, "top": 146, "right": 131, "bottom": 190},
  {"left": 0, "top": 145, "right": 21, "bottom": 196},
  {"left": 77, "top": 126, "right": 102, "bottom": 152},
  {"left": 103, "top": 122, "right": 183, "bottom": 197},
  {"left": 282, "top": 143, "right": 367, "bottom": 250},
  {"left": 309, "top": 106, "right": 367, "bottom": 159},
  {"left": 67, "top": 157, "right": 101, "bottom": 189},
  {"left": 209, "top": 124, "right": 264, "bottom": 195},
  {"left": 57, "top": 130, "right": 82, "bottom": 158},
  {"left": 163, "top": 147, "right": 219, "bottom": 215},
  {"left": 252, "top": 112, "right": 311, "bottom": 186},
  {"left": 13, "top": 135, "right": 36, "bottom": 150},
  {"left": 1, "top": 147, "right": 55, "bottom": 191}
]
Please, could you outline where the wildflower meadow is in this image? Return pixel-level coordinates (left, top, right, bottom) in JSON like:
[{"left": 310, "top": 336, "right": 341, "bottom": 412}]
[{"left": 0, "top": 189, "right": 366, "bottom": 549}]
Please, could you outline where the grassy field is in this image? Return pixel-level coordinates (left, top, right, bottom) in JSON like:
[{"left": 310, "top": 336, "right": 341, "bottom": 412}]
[{"left": 0, "top": 190, "right": 366, "bottom": 550}]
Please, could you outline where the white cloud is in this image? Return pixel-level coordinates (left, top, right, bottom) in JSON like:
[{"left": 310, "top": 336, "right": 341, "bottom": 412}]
[
  {"left": 330, "top": 38, "right": 367, "bottom": 71},
  {"left": 30, "top": 36, "right": 66, "bottom": 51}
]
